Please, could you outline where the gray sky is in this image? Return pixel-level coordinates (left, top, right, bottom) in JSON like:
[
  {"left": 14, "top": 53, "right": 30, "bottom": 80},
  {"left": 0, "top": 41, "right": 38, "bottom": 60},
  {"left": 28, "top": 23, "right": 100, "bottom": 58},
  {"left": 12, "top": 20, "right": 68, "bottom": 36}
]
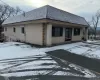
[{"left": 1, "top": 0, "right": 100, "bottom": 25}]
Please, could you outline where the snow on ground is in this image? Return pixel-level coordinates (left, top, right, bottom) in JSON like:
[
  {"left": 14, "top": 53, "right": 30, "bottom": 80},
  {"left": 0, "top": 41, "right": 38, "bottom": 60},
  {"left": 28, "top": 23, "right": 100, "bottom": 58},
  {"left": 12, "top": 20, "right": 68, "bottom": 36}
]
[
  {"left": 68, "top": 63, "right": 95, "bottom": 78},
  {"left": 1, "top": 41, "right": 100, "bottom": 60},
  {"left": 87, "top": 40, "right": 98, "bottom": 43},
  {"left": 87, "top": 40, "right": 100, "bottom": 45},
  {"left": 40, "top": 41, "right": 100, "bottom": 59},
  {"left": 0, "top": 54, "right": 96, "bottom": 78},
  {"left": 0, "top": 41, "right": 99, "bottom": 78},
  {"left": 2, "top": 71, "right": 50, "bottom": 77},
  {"left": 53, "top": 71, "right": 80, "bottom": 76},
  {"left": 0, "top": 42, "right": 45, "bottom": 60}
]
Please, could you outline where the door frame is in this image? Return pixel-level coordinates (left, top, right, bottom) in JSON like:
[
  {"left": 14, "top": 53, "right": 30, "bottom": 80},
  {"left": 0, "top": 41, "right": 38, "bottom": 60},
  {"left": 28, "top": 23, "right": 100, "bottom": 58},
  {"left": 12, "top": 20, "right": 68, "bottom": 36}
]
[{"left": 65, "top": 28, "right": 72, "bottom": 41}]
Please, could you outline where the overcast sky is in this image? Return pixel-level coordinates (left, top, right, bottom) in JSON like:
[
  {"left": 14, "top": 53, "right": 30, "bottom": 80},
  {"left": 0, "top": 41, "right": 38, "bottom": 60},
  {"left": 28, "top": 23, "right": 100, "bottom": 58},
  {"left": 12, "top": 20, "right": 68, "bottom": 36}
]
[{"left": 1, "top": 0, "right": 100, "bottom": 25}]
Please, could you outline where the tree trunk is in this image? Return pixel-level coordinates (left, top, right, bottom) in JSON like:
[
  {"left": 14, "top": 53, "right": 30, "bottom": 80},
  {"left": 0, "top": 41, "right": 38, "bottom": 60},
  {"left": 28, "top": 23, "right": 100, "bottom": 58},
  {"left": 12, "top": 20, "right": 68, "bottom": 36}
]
[{"left": 94, "top": 28, "right": 97, "bottom": 39}]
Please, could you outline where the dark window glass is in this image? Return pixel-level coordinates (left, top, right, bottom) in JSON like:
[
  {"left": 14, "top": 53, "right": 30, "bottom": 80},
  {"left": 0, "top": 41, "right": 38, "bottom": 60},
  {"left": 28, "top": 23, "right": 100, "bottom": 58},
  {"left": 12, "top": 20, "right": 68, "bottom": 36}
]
[
  {"left": 1, "top": 27, "right": 4, "bottom": 32},
  {"left": 52, "top": 27, "right": 63, "bottom": 37},
  {"left": 13, "top": 27, "right": 16, "bottom": 32},
  {"left": 74, "top": 28, "right": 80, "bottom": 36},
  {"left": 21, "top": 27, "right": 25, "bottom": 34}
]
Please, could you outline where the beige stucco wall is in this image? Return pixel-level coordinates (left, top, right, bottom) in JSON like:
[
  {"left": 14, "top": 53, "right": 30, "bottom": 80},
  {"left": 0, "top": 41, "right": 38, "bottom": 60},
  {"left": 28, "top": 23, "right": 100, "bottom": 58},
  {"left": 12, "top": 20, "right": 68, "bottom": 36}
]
[
  {"left": 4, "top": 23, "right": 43, "bottom": 45},
  {"left": 14, "top": 25, "right": 26, "bottom": 41},
  {"left": 52, "top": 27, "right": 83, "bottom": 44},
  {"left": 4, "top": 22, "right": 85, "bottom": 46},
  {"left": 4, "top": 25, "right": 25, "bottom": 41},
  {"left": 25, "top": 24, "right": 43, "bottom": 45},
  {"left": 45, "top": 24, "right": 52, "bottom": 46},
  {"left": 72, "top": 28, "right": 83, "bottom": 41},
  {"left": 4, "top": 26, "right": 12, "bottom": 41},
  {"left": 44, "top": 24, "right": 65, "bottom": 46},
  {"left": 52, "top": 37, "right": 65, "bottom": 44},
  {"left": 52, "top": 28, "right": 65, "bottom": 44}
]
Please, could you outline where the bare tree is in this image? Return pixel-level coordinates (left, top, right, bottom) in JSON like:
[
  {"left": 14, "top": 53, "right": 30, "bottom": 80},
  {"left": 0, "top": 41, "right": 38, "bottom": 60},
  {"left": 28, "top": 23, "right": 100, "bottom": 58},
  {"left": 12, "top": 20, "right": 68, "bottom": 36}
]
[
  {"left": 0, "top": 5, "right": 22, "bottom": 25},
  {"left": 91, "top": 9, "right": 100, "bottom": 39},
  {"left": 88, "top": 21, "right": 94, "bottom": 35},
  {"left": 14, "top": 7, "right": 22, "bottom": 15},
  {"left": 0, "top": 4, "right": 22, "bottom": 41}
]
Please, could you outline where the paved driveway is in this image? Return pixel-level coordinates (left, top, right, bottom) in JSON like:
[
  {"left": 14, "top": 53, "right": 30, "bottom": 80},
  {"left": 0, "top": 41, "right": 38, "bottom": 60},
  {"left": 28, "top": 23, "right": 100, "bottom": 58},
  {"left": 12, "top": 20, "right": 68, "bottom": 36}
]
[{"left": 47, "top": 49, "right": 100, "bottom": 77}]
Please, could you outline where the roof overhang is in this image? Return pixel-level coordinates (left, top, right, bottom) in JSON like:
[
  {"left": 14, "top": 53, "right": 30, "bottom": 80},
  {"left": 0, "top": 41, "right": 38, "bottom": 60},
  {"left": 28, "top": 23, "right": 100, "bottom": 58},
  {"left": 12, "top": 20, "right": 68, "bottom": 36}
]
[{"left": 3, "top": 19, "right": 88, "bottom": 28}]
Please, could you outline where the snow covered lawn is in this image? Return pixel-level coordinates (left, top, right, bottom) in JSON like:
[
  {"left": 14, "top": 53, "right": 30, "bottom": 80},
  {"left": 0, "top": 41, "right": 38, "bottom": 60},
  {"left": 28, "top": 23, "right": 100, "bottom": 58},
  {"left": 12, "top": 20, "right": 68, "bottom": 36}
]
[
  {"left": 87, "top": 40, "right": 100, "bottom": 45},
  {"left": 0, "top": 41, "right": 100, "bottom": 60},
  {"left": 0, "top": 42, "right": 45, "bottom": 60}
]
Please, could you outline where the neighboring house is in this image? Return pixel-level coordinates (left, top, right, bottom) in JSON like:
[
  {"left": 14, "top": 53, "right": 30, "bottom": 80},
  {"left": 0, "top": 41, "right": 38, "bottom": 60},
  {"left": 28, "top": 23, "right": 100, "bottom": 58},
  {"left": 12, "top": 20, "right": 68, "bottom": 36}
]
[{"left": 3, "top": 5, "right": 88, "bottom": 46}]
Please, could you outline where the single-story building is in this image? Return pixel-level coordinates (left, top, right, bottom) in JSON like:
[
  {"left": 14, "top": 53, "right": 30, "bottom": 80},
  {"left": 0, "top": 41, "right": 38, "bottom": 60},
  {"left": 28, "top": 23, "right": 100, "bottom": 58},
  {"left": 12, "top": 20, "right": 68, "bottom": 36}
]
[{"left": 3, "top": 5, "right": 88, "bottom": 46}]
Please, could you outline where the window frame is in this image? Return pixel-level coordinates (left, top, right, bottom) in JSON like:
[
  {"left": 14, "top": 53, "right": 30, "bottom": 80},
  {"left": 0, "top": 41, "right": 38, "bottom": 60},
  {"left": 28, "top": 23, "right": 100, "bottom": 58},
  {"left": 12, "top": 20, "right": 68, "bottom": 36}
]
[
  {"left": 13, "top": 27, "right": 16, "bottom": 33},
  {"left": 52, "top": 26, "right": 63, "bottom": 37},
  {"left": 74, "top": 28, "right": 80, "bottom": 36},
  {"left": 21, "top": 27, "right": 25, "bottom": 34}
]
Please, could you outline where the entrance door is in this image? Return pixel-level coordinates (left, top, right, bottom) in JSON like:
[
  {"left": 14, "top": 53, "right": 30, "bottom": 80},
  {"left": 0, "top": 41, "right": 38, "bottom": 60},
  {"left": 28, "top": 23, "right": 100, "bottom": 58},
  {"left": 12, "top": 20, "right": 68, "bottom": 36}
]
[{"left": 65, "top": 28, "right": 72, "bottom": 41}]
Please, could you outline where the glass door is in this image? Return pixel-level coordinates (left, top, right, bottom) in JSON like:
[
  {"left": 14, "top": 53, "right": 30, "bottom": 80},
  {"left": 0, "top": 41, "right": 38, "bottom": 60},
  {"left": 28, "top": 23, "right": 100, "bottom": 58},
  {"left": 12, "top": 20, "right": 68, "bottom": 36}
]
[{"left": 65, "top": 28, "right": 72, "bottom": 41}]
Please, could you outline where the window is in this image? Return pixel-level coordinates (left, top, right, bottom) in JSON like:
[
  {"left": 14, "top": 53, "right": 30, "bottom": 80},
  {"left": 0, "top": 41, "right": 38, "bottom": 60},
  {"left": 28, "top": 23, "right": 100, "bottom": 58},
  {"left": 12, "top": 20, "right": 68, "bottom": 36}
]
[
  {"left": 52, "top": 27, "right": 63, "bottom": 37},
  {"left": 21, "top": 27, "right": 25, "bottom": 34},
  {"left": 13, "top": 27, "right": 16, "bottom": 32},
  {"left": 74, "top": 28, "right": 80, "bottom": 36},
  {"left": 5, "top": 27, "right": 7, "bottom": 31},
  {"left": 1, "top": 27, "right": 4, "bottom": 32}
]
